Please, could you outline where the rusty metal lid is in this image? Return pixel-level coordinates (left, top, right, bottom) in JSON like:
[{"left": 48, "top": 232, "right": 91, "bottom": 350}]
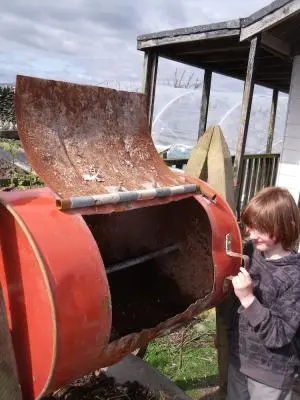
[{"left": 15, "top": 75, "right": 190, "bottom": 199}]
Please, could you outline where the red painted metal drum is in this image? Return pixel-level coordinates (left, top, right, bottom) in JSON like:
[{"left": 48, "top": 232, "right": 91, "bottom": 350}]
[
  {"left": 0, "top": 183, "right": 241, "bottom": 399},
  {"left": 0, "top": 188, "right": 111, "bottom": 398},
  {"left": 0, "top": 75, "right": 243, "bottom": 398}
]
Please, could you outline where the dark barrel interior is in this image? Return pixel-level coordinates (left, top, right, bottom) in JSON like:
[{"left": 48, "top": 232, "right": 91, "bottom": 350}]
[{"left": 83, "top": 196, "right": 214, "bottom": 341}]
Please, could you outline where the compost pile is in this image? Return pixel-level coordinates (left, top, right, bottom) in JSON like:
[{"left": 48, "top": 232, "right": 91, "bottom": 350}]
[{"left": 42, "top": 371, "right": 170, "bottom": 400}]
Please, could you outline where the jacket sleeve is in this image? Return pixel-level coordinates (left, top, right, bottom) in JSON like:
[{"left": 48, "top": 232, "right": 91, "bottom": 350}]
[{"left": 241, "top": 284, "right": 300, "bottom": 349}]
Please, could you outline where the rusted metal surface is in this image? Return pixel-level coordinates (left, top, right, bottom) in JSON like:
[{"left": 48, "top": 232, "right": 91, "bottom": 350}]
[
  {"left": 85, "top": 196, "right": 214, "bottom": 341},
  {"left": 99, "top": 290, "right": 215, "bottom": 367},
  {"left": 15, "top": 75, "right": 191, "bottom": 200},
  {"left": 9, "top": 74, "right": 244, "bottom": 398}
]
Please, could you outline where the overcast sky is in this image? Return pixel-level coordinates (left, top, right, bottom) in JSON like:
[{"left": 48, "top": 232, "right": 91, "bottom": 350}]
[{"left": 0, "top": 0, "right": 273, "bottom": 88}]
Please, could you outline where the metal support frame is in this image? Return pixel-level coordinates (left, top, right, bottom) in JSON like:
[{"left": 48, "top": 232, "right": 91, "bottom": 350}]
[
  {"left": 266, "top": 89, "right": 278, "bottom": 153},
  {"left": 106, "top": 244, "right": 179, "bottom": 274},
  {"left": 198, "top": 69, "right": 212, "bottom": 138},
  {"left": 233, "top": 36, "right": 260, "bottom": 206},
  {"left": 56, "top": 184, "right": 200, "bottom": 210},
  {"left": 141, "top": 51, "right": 158, "bottom": 132}
]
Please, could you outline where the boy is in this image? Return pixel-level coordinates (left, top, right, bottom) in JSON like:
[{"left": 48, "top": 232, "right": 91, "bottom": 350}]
[{"left": 227, "top": 187, "right": 300, "bottom": 400}]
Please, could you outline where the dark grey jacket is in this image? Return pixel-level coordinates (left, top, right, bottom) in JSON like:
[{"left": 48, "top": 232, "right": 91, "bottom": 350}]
[{"left": 229, "top": 241, "right": 300, "bottom": 389}]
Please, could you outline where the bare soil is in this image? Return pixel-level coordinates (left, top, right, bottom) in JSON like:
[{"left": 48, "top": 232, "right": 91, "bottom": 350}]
[{"left": 41, "top": 371, "right": 171, "bottom": 400}]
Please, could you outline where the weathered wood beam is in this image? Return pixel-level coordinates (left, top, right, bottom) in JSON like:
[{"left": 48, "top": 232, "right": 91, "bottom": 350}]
[
  {"left": 138, "top": 29, "right": 240, "bottom": 50},
  {"left": 256, "top": 69, "right": 291, "bottom": 76},
  {"left": 261, "top": 32, "right": 292, "bottom": 58},
  {"left": 137, "top": 20, "right": 240, "bottom": 49},
  {"left": 266, "top": 89, "right": 279, "bottom": 153},
  {"left": 198, "top": 70, "right": 212, "bottom": 138},
  {"left": 158, "top": 52, "right": 289, "bottom": 94},
  {"left": 174, "top": 45, "right": 249, "bottom": 56},
  {"left": 256, "top": 76, "right": 290, "bottom": 82},
  {"left": 180, "top": 54, "right": 275, "bottom": 65},
  {"left": 240, "top": 0, "right": 300, "bottom": 41},
  {"left": 255, "top": 81, "right": 289, "bottom": 93},
  {"left": 233, "top": 36, "right": 260, "bottom": 204},
  {"left": 141, "top": 51, "right": 158, "bottom": 132},
  {"left": 194, "top": 57, "right": 248, "bottom": 64},
  {"left": 255, "top": 70, "right": 292, "bottom": 76}
]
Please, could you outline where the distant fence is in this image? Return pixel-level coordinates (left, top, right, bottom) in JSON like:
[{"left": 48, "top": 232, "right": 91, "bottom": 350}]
[{"left": 164, "top": 153, "right": 280, "bottom": 217}]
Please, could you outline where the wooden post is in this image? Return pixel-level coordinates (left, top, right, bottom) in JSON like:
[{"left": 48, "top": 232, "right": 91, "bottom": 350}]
[
  {"left": 266, "top": 89, "right": 278, "bottom": 153},
  {"left": 141, "top": 51, "right": 158, "bottom": 132},
  {"left": 233, "top": 36, "right": 260, "bottom": 206},
  {"left": 198, "top": 69, "right": 212, "bottom": 139},
  {"left": 186, "top": 125, "right": 236, "bottom": 399}
]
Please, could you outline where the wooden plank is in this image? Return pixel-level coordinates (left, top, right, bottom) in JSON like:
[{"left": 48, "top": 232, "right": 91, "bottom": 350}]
[
  {"left": 242, "top": 0, "right": 292, "bottom": 27},
  {"left": 251, "top": 158, "right": 259, "bottom": 199},
  {"left": 264, "top": 157, "right": 271, "bottom": 188},
  {"left": 261, "top": 32, "right": 291, "bottom": 58},
  {"left": 174, "top": 44, "right": 249, "bottom": 56},
  {"left": 0, "top": 285, "right": 22, "bottom": 399},
  {"left": 186, "top": 125, "right": 236, "bottom": 399},
  {"left": 159, "top": 52, "right": 289, "bottom": 94},
  {"left": 246, "top": 158, "right": 255, "bottom": 204},
  {"left": 254, "top": 157, "right": 262, "bottom": 193},
  {"left": 198, "top": 70, "right": 212, "bottom": 138},
  {"left": 266, "top": 89, "right": 279, "bottom": 153},
  {"left": 185, "top": 56, "right": 248, "bottom": 64},
  {"left": 206, "top": 126, "right": 235, "bottom": 207},
  {"left": 233, "top": 36, "right": 260, "bottom": 206},
  {"left": 260, "top": 157, "right": 267, "bottom": 190},
  {"left": 185, "top": 126, "right": 214, "bottom": 179},
  {"left": 138, "top": 29, "right": 241, "bottom": 50},
  {"left": 271, "top": 156, "right": 280, "bottom": 185},
  {"left": 137, "top": 19, "right": 241, "bottom": 43},
  {"left": 240, "top": 0, "right": 300, "bottom": 41},
  {"left": 141, "top": 51, "right": 158, "bottom": 132},
  {"left": 236, "top": 157, "right": 248, "bottom": 218},
  {"left": 206, "top": 128, "right": 235, "bottom": 400}
]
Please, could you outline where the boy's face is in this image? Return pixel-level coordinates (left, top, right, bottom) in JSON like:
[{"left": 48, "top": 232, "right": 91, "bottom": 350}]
[{"left": 247, "top": 227, "right": 276, "bottom": 252}]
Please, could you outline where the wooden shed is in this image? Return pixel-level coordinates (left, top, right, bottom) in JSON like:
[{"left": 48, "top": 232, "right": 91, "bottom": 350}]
[{"left": 137, "top": 0, "right": 300, "bottom": 211}]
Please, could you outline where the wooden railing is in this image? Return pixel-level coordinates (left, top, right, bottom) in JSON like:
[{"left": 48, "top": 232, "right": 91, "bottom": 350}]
[
  {"left": 164, "top": 153, "right": 280, "bottom": 217},
  {"left": 236, "top": 153, "right": 280, "bottom": 217}
]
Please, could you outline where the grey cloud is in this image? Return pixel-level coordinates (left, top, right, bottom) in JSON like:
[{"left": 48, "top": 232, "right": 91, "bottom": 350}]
[{"left": 0, "top": 0, "right": 273, "bottom": 86}]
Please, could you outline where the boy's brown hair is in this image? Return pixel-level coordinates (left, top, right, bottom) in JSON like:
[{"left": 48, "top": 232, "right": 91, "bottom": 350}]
[{"left": 241, "top": 187, "right": 300, "bottom": 250}]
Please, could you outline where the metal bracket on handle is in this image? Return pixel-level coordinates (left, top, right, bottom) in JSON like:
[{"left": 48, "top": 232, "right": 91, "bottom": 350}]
[
  {"left": 225, "top": 233, "right": 249, "bottom": 269},
  {"left": 223, "top": 233, "right": 250, "bottom": 293}
]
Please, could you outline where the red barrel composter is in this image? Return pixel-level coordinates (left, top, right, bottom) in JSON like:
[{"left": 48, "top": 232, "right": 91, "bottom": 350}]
[{"left": 0, "top": 75, "right": 242, "bottom": 399}]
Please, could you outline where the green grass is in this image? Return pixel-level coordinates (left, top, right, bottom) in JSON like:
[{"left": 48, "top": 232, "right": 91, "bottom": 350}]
[
  {"left": 0, "top": 138, "right": 22, "bottom": 153},
  {"left": 145, "top": 310, "right": 219, "bottom": 399},
  {"left": 0, "top": 138, "right": 43, "bottom": 188}
]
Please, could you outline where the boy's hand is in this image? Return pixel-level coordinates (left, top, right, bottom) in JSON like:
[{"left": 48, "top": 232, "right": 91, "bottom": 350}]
[{"left": 232, "top": 267, "right": 255, "bottom": 309}]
